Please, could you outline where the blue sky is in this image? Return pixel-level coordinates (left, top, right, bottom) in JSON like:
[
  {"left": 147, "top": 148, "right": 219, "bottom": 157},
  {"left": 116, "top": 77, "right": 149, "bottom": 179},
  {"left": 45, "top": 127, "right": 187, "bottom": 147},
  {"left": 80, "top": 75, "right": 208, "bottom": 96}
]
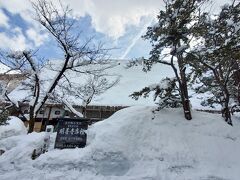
[{"left": 0, "top": 0, "right": 228, "bottom": 60}]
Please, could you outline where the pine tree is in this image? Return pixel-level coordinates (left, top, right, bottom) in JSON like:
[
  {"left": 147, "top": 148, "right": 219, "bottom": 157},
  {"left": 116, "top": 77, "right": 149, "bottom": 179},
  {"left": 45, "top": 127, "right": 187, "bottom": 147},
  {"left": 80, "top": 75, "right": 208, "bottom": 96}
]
[
  {"left": 188, "top": 1, "right": 240, "bottom": 125},
  {"left": 131, "top": 77, "right": 182, "bottom": 110},
  {"left": 138, "top": 0, "right": 207, "bottom": 120}
]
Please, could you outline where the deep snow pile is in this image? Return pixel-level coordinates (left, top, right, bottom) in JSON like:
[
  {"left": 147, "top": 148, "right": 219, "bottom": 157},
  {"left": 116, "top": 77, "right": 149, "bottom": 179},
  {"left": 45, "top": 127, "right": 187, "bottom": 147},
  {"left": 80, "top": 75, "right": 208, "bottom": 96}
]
[
  {"left": 0, "top": 107, "right": 240, "bottom": 180},
  {"left": 0, "top": 116, "right": 27, "bottom": 139}
]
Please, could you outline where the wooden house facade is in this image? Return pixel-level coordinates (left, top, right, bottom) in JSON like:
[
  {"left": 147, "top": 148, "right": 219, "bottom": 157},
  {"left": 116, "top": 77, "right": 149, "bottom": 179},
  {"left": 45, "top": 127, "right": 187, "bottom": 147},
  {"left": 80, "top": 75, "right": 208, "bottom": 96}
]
[{"left": 18, "top": 103, "right": 127, "bottom": 132}]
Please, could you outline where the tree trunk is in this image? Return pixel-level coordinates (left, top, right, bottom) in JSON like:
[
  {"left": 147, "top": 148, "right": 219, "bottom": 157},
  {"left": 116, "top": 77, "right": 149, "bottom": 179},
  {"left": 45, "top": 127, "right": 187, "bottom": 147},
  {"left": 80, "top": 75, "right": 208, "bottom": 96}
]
[
  {"left": 222, "top": 107, "right": 232, "bottom": 126},
  {"left": 237, "top": 83, "right": 240, "bottom": 105},
  {"left": 177, "top": 53, "right": 192, "bottom": 120},
  {"left": 180, "top": 71, "right": 192, "bottom": 120},
  {"left": 28, "top": 106, "right": 35, "bottom": 133},
  {"left": 222, "top": 93, "right": 232, "bottom": 126}
]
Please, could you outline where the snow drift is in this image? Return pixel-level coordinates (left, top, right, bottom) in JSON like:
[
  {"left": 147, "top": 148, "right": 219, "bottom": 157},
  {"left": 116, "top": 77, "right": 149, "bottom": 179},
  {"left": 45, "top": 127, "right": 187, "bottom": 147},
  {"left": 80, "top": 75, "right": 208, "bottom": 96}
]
[
  {"left": 0, "top": 106, "right": 240, "bottom": 180},
  {"left": 0, "top": 116, "right": 27, "bottom": 139}
]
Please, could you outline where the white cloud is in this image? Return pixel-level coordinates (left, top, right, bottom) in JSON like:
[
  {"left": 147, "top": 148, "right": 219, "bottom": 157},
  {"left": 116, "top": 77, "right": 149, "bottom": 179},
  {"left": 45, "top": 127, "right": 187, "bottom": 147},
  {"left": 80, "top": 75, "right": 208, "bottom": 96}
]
[
  {"left": 0, "top": 0, "right": 31, "bottom": 15},
  {"left": 0, "top": 0, "right": 162, "bottom": 39},
  {"left": 0, "top": 9, "right": 9, "bottom": 28},
  {"left": 62, "top": 0, "right": 232, "bottom": 39},
  {"left": 26, "top": 28, "right": 48, "bottom": 47},
  {"left": 0, "top": 0, "right": 233, "bottom": 48},
  {"left": 0, "top": 28, "right": 29, "bottom": 51},
  {"left": 0, "top": 0, "right": 49, "bottom": 49},
  {"left": 64, "top": 0, "right": 163, "bottom": 39}
]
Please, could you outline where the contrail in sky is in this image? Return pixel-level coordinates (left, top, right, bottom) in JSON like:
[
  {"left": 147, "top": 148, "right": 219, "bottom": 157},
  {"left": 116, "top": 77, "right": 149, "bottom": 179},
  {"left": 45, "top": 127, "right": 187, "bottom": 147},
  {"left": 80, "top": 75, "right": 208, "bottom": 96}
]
[{"left": 120, "top": 17, "right": 155, "bottom": 60}]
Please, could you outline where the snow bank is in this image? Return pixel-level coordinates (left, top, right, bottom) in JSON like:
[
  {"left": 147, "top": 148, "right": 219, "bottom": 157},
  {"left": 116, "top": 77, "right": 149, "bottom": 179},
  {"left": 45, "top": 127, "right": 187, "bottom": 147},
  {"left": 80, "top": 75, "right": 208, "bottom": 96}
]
[
  {"left": 0, "top": 107, "right": 240, "bottom": 180},
  {"left": 0, "top": 116, "right": 27, "bottom": 139}
]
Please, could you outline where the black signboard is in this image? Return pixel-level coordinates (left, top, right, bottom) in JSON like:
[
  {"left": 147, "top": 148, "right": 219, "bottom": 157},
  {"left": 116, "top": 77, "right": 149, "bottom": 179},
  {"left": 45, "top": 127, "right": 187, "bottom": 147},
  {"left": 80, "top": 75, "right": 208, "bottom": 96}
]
[{"left": 54, "top": 118, "right": 88, "bottom": 149}]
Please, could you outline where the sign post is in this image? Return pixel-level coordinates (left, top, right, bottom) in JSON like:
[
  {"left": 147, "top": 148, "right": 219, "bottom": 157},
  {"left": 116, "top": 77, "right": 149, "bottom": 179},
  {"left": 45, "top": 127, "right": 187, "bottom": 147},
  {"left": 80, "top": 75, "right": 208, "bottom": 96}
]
[{"left": 54, "top": 118, "right": 88, "bottom": 149}]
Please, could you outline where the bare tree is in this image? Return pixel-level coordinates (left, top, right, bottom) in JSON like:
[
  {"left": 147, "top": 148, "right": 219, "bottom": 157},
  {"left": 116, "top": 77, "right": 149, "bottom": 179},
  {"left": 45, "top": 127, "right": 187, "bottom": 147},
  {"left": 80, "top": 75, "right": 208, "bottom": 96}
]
[
  {"left": 31, "top": 0, "right": 108, "bottom": 117},
  {"left": 57, "top": 73, "right": 119, "bottom": 117},
  {"left": 0, "top": 0, "right": 111, "bottom": 133},
  {"left": 0, "top": 50, "right": 43, "bottom": 127}
]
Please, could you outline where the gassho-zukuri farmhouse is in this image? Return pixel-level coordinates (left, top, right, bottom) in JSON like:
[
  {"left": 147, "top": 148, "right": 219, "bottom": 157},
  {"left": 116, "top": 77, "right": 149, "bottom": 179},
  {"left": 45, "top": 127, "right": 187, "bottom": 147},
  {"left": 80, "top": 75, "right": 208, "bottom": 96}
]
[{"left": 0, "top": 60, "right": 211, "bottom": 131}]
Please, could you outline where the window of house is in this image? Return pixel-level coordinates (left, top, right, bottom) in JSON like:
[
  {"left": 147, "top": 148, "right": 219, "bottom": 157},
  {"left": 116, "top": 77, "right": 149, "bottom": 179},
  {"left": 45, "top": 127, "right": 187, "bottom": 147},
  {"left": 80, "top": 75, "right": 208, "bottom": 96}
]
[
  {"left": 93, "top": 106, "right": 99, "bottom": 110},
  {"left": 55, "top": 110, "right": 61, "bottom": 115},
  {"left": 65, "top": 111, "right": 69, "bottom": 116},
  {"left": 87, "top": 106, "right": 93, "bottom": 109}
]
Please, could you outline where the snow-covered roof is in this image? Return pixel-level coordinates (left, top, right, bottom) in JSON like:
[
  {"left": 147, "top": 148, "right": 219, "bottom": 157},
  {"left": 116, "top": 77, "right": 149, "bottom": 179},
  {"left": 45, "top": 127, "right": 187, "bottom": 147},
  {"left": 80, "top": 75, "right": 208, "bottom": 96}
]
[
  {"left": 9, "top": 60, "right": 174, "bottom": 106},
  {"left": 0, "top": 63, "right": 21, "bottom": 74},
  {"left": 0, "top": 63, "right": 10, "bottom": 74},
  {"left": 7, "top": 59, "right": 214, "bottom": 109}
]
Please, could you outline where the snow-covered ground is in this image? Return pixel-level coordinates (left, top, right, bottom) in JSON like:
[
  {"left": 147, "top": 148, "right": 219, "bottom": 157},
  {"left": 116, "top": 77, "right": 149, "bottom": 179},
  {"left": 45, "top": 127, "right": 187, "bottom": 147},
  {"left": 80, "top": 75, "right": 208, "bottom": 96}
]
[{"left": 0, "top": 107, "right": 240, "bottom": 180}]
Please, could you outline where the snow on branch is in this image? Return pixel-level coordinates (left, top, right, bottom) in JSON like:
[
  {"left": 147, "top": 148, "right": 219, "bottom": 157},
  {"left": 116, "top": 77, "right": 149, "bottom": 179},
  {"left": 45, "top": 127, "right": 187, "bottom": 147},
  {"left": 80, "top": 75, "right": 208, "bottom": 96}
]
[
  {"left": 131, "top": 77, "right": 182, "bottom": 109},
  {"left": 62, "top": 98, "right": 83, "bottom": 118}
]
